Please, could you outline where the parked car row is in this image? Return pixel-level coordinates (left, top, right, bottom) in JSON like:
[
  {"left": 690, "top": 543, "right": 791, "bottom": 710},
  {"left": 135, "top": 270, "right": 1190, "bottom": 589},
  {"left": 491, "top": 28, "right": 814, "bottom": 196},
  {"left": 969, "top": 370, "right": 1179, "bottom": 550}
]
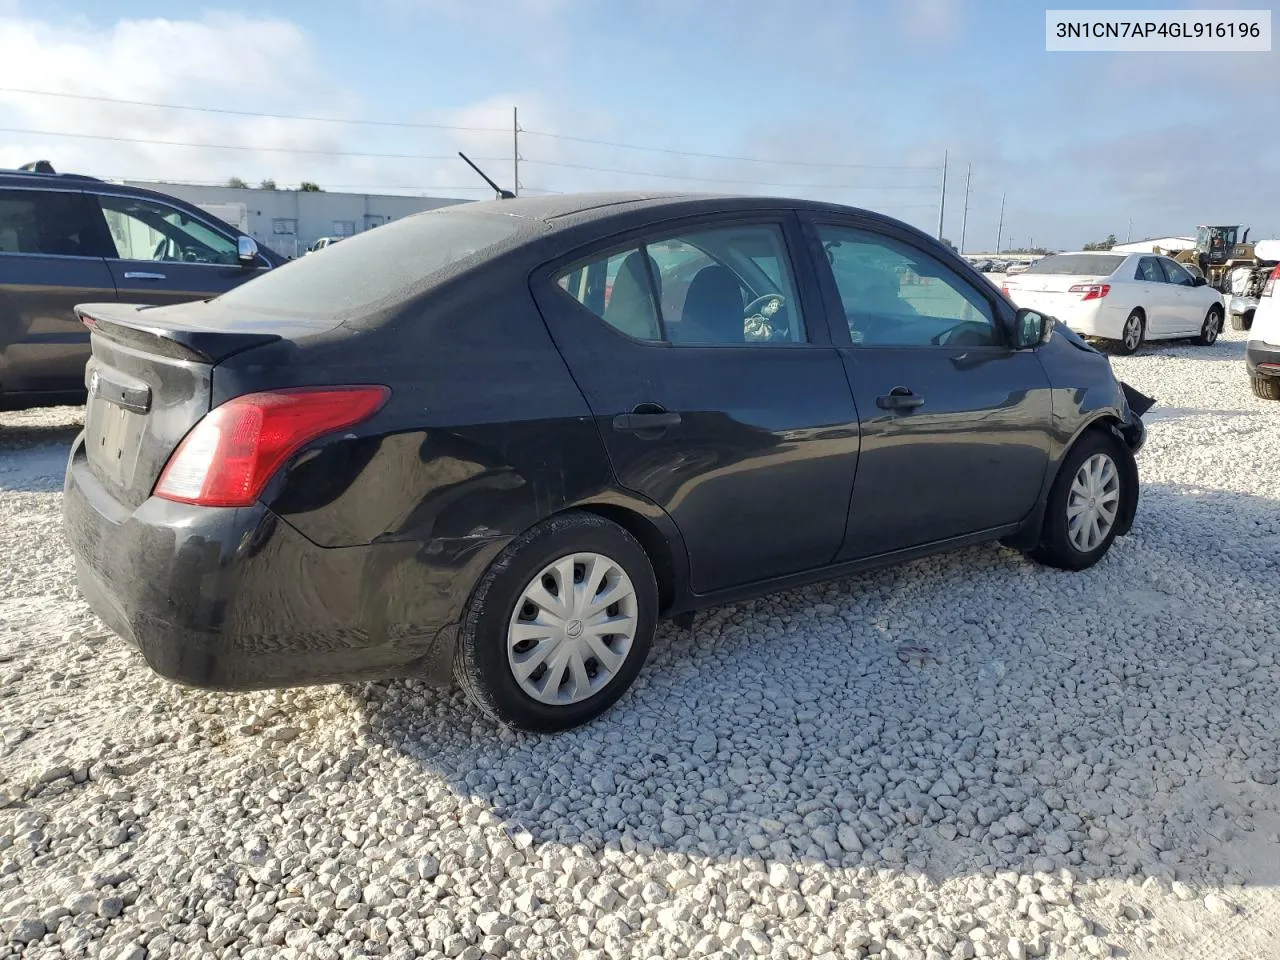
[
  {"left": 60, "top": 191, "right": 1151, "bottom": 730},
  {"left": 0, "top": 164, "right": 283, "bottom": 409}
]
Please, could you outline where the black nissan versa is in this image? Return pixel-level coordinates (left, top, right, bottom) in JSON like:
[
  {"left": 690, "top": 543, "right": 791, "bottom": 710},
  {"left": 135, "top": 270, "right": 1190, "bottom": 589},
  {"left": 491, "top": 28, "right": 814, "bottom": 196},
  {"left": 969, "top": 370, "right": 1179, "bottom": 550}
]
[
  {"left": 62, "top": 193, "right": 1152, "bottom": 731},
  {"left": 0, "top": 164, "right": 283, "bottom": 410}
]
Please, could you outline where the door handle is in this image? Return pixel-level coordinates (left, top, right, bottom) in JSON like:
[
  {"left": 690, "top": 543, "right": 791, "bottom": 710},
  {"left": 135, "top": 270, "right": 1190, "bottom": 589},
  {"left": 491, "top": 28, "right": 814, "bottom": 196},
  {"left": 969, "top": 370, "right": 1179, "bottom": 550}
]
[
  {"left": 613, "top": 410, "right": 682, "bottom": 431},
  {"left": 876, "top": 387, "right": 925, "bottom": 411},
  {"left": 123, "top": 272, "right": 166, "bottom": 280}
]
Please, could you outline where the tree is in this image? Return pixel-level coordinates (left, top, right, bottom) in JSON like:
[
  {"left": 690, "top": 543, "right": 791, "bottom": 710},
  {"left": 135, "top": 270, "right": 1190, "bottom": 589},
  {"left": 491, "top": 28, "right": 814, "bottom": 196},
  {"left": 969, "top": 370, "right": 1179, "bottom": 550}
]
[
  {"left": 1082, "top": 234, "right": 1117, "bottom": 251},
  {"left": 299, "top": 181, "right": 322, "bottom": 192},
  {"left": 259, "top": 178, "right": 277, "bottom": 190},
  {"left": 226, "top": 176, "right": 248, "bottom": 188}
]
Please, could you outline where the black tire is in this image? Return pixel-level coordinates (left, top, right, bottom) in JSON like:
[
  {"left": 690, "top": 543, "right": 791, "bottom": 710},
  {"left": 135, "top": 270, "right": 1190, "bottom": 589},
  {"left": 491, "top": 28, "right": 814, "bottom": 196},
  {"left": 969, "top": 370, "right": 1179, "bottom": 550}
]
[
  {"left": 1195, "top": 305, "right": 1223, "bottom": 346},
  {"left": 1029, "top": 431, "right": 1128, "bottom": 571},
  {"left": 1230, "top": 310, "right": 1254, "bottom": 332},
  {"left": 1111, "top": 310, "right": 1145, "bottom": 355},
  {"left": 454, "top": 511, "right": 658, "bottom": 732},
  {"left": 1252, "top": 375, "right": 1280, "bottom": 402}
]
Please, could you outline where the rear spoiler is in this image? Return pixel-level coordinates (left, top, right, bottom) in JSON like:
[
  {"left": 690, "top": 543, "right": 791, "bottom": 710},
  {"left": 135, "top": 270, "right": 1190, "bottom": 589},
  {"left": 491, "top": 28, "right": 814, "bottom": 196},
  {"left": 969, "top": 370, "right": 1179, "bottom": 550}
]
[{"left": 76, "top": 303, "right": 281, "bottom": 364}]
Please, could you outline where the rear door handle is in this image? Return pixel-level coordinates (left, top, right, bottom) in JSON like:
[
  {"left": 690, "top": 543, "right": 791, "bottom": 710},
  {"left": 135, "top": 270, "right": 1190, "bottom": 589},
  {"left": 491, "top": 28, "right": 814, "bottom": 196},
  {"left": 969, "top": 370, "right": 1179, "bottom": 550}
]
[
  {"left": 123, "top": 271, "right": 166, "bottom": 280},
  {"left": 876, "top": 388, "right": 925, "bottom": 411},
  {"left": 613, "top": 411, "right": 682, "bottom": 431}
]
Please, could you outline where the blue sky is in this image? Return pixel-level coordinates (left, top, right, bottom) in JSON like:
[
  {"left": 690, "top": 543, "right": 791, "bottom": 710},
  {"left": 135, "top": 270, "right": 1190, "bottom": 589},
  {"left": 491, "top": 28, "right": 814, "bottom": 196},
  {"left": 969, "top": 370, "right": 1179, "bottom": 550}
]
[{"left": 0, "top": 0, "right": 1276, "bottom": 249}]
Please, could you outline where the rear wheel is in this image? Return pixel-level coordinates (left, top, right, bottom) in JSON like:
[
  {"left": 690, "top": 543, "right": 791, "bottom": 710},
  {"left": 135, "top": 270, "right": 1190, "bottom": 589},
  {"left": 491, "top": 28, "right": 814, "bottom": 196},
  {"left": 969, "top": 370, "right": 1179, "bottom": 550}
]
[
  {"left": 454, "top": 511, "right": 658, "bottom": 731},
  {"left": 1029, "top": 431, "right": 1128, "bottom": 571},
  {"left": 1112, "top": 311, "right": 1145, "bottom": 355},
  {"left": 1196, "top": 305, "right": 1223, "bottom": 345},
  {"left": 1252, "top": 375, "right": 1280, "bottom": 401},
  {"left": 1231, "top": 310, "right": 1254, "bottom": 332}
]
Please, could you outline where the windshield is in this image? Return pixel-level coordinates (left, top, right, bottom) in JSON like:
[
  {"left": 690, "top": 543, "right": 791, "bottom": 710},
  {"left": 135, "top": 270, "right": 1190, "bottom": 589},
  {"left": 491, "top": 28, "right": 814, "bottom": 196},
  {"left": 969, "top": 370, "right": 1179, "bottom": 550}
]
[
  {"left": 1023, "top": 253, "right": 1124, "bottom": 276},
  {"left": 217, "top": 208, "right": 521, "bottom": 320}
]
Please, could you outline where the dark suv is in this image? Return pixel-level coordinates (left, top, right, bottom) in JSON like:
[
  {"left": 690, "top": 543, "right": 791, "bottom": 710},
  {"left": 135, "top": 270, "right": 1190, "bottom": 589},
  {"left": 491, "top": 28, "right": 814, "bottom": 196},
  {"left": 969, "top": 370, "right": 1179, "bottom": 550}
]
[{"left": 0, "top": 163, "right": 283, "bottom": 410}]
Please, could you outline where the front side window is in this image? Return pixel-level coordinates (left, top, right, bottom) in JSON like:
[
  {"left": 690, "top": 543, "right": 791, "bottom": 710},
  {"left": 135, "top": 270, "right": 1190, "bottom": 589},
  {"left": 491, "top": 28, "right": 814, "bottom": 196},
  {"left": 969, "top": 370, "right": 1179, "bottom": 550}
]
[
  {"left": 97, "top": 195, "right": 240, "bottom": 265},
  {"left": 554, "top": 223, "right": 805, "bottom": 346},
  {"left": 816, "top": 224, "right": 999, "bottom": 348},
  {"left": 1137, "top": 257, "right": 1165, "bottom": 282},
  {"left": 0, "top": 190, "right": 102, "bottom": 257},
  {"left": 1159, "top": 258, "right": 1194, "bottom": 285}
]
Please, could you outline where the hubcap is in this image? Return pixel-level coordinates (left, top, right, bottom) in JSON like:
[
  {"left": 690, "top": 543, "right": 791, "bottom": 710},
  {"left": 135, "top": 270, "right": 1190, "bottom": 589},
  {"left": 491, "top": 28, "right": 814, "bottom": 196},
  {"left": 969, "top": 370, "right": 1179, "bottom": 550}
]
[
  {"left": 1124, "top": 317, "right": 1141, "bottom": 350},
  {"left": 1066, "top": 453, "right": 1120, "bottom": 553},
  {"left": 507, "top": 552, "right": 638, "bottom": 706},
  {"left": 1205, "top": 311, "right": 1220, "bottom": 342}
]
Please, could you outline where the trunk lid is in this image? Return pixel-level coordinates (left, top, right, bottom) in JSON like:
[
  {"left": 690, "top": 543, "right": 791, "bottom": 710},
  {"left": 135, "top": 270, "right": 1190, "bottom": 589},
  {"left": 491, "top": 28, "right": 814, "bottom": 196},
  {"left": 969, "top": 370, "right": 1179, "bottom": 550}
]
[
  {"left": 1005, "top": 274, "right": 1106, "bottom": 313},
  {"left": 76, "top": 301, "right": 284, "bottom": 509}
]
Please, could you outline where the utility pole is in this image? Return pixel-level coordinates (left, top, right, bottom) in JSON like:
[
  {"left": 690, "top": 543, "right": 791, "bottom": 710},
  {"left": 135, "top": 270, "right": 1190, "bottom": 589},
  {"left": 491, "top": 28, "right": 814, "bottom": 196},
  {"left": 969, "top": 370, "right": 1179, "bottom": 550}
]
[
  {"left": 512, "top": 106, "right": 520, "bottom": 198},
  {"left": 936, "top": 149, "right": 948, "bottom": 241},
  {"left": 995, "top": 193, "right": 1006, "bottom": 254},
  {"left": 959, "top": 163, "right": 972, "bottom": 254},
  {"left": 1126, "top": 218, "right": 1132, "bottom": 242}
]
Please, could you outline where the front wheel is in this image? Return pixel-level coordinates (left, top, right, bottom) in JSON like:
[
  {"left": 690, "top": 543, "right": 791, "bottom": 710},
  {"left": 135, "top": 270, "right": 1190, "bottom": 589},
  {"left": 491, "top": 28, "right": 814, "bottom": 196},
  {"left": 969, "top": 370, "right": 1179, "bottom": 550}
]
[
  {"left": 1196, "top": 305, "right": 1223, "bottom": 346},
  {"left": 454, "top": 511, "right": 658, "bottom": 732},
  {"left": 1111, "top": 311, "right": 1145, "bottom": 355},
  {"left": 1029, "top": 432, "right": 1129, "bottom": 571}
]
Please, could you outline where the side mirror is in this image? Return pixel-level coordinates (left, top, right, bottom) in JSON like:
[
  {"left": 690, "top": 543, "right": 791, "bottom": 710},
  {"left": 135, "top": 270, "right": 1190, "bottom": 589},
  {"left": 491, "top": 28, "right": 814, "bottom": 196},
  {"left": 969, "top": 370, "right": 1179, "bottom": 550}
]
[
  {"left": 1192, "top": 275, "right": 1207, "bottom": 287},
  {"left": 1015, "top": 308, "right": 1054, "bottom": 348},
  {"left": 237, "top": 235, "right": 260, "bottom": 265}
]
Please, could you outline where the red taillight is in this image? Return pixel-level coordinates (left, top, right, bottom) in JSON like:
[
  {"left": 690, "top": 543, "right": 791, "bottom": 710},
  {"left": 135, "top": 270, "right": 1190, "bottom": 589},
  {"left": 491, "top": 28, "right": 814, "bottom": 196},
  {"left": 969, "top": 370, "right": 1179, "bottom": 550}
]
[
  {"left": 1264, "top": 265, "right": 1279, "bottom": 297},
  {"left": 1069, "top": 283, "right": 1111, "bottom": 301},
  {"left": 154, "top": 386, "right": 390, "bottom": 507}
]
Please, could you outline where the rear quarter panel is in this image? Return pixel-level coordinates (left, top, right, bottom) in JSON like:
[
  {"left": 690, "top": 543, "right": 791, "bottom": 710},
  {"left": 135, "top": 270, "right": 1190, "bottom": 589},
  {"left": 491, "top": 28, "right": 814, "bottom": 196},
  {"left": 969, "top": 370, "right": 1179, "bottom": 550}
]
[{"left": 213, "top": 260, "right": 631, "bottom": 550}]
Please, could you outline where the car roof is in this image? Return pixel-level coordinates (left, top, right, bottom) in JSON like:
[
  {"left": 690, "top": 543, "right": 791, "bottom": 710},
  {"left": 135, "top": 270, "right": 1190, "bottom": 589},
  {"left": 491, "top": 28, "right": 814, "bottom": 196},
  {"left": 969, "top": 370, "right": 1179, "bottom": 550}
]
[
  {"left": 0, "top": 169, "right": 104, "bottom": 187},
  {"left": 447, "top": 191, "right": 911, "bottom": 232}
]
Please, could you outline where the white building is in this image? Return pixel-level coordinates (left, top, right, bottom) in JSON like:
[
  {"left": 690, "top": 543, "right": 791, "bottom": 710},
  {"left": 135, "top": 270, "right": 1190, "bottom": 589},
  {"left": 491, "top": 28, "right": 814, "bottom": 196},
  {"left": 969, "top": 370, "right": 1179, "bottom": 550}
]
[
  {"left": 122, "top": 181, "right": 470, "bottom": 259},
  {"left": 1110, "top": 236, "right": 1195, "bottom": 255}
]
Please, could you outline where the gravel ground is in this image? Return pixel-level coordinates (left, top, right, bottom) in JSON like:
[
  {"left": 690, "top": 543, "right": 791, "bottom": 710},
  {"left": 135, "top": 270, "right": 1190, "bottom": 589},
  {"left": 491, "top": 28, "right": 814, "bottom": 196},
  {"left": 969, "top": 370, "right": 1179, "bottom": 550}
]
[{"left": 2, "top": 328, "right": 1279, "bottom": 960}]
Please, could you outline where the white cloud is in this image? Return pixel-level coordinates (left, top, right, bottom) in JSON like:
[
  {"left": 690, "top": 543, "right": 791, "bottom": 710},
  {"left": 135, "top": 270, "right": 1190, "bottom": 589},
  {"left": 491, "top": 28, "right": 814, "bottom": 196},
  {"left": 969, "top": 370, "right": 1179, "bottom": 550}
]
[{"left": 896, "top": 0, "right": 962, "bottom": 44}]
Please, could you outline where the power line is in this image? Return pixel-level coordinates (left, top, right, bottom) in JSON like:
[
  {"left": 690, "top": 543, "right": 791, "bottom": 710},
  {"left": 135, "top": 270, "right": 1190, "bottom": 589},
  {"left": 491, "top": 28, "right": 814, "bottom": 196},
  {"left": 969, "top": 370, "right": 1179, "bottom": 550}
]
[
  {"left": 0, "top": 126, "right": 508, "bottom": 162},
  {"left": 0, "top": 87, "right": 506, "bottom": 133},
  {"left": 521, "top": 158, "right": 939, "bottom": 191},
  {"left": 0, "top": 86, "right": 940, "bottom": 172},
  {"left": 521, "top": 129, "right": 940, "bottom": 171}
]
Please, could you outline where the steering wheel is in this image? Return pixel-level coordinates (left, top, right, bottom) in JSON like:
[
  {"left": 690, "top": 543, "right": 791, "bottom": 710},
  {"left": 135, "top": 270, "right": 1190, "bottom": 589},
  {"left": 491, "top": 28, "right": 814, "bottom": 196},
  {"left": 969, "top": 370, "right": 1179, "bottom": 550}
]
[{"left": 743, "top": 293, "right": 788, "bottom": 341}]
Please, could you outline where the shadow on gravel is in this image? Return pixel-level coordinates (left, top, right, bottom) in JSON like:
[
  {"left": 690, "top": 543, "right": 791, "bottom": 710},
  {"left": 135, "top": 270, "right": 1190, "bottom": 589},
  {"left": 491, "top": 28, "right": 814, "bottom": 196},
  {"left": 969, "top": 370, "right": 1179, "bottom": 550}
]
[
  {"left": 352, "top": 483, "right": 1280, "bottom": 892},
  {"left": 1117, "top": 339, "right": 1246, "bottom": 363},
  {"left": 0, "top": 421, "right": 80, "bottom": 493}
]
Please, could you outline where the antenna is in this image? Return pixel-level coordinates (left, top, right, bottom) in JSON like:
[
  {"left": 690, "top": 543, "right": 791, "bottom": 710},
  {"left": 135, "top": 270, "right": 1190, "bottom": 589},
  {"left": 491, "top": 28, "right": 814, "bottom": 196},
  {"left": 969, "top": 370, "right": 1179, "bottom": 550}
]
[{"left": 458, "top": 152, "right": 515, "bottom": 200}]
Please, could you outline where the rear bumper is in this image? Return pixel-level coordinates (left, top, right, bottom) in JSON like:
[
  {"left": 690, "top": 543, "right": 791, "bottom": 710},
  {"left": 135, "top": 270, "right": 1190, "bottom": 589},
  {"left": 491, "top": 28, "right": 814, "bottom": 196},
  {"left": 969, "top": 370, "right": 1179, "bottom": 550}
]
[
  {"left": 1024, "top": 299, "right": 1125, "bottom": 340},
  {"left": 1246, "top": 341, "right": 1280, "bottom": 378},
  {"left": 62, "top": 434, "right": 501, "bottom": 690}
]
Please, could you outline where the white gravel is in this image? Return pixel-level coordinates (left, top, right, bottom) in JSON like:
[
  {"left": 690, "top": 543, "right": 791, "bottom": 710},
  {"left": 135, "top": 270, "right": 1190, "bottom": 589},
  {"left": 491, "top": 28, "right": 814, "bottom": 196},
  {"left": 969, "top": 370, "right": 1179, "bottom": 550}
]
[{"left": 2, "top": 328, "right": 1279, "bottom": 960}]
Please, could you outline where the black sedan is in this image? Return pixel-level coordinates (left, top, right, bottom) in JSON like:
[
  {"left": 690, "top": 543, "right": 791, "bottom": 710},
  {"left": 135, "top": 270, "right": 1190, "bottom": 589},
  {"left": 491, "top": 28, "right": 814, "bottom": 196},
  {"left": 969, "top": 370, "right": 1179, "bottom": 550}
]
[{"left": 63, "top": 192, "right": 1150, "bottom": 731}]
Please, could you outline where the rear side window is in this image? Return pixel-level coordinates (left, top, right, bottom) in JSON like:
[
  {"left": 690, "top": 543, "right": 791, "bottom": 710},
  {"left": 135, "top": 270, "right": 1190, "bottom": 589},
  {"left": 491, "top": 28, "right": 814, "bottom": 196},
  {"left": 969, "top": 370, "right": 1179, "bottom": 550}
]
[
  {"left": 1023, "top": 254, "right": 1124, "bottom": 276},
  {"left": 216, "top": 209, "right": 521, "bottom": 320},
  {"left": 0, "top": 189, "right": 105, "bottom": 257},
  {"left": 554, "top": 223, "right": 806, "bottom": 346}
]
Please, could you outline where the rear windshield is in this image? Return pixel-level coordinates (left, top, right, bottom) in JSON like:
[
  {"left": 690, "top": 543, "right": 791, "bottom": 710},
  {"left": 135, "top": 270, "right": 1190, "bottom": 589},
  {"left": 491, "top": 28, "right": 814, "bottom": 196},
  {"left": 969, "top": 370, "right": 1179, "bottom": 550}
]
[
  {"left": 1023, "top": 254, "right": 1124, "bottom": 276},
  {"left": 216, "top": 208, "right": 522, "bottom": 320}
]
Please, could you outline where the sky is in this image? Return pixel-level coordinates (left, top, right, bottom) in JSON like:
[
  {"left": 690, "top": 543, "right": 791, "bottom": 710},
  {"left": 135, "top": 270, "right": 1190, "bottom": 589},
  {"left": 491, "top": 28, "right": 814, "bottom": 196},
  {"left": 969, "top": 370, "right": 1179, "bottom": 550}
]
[{"left": 0, "top": 0, "right": 1276, "bottom": 250}]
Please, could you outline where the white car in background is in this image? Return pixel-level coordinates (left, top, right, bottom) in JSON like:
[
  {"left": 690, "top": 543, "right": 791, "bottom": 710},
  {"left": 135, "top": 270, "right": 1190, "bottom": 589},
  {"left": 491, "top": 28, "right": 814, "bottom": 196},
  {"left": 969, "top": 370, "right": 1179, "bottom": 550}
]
[
  {"left": 1245, "top": 256, "right": 1280, "bottom": 400},
  {"left": 1002, "top": 251, "right": 1225, "bottom": 354}
]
